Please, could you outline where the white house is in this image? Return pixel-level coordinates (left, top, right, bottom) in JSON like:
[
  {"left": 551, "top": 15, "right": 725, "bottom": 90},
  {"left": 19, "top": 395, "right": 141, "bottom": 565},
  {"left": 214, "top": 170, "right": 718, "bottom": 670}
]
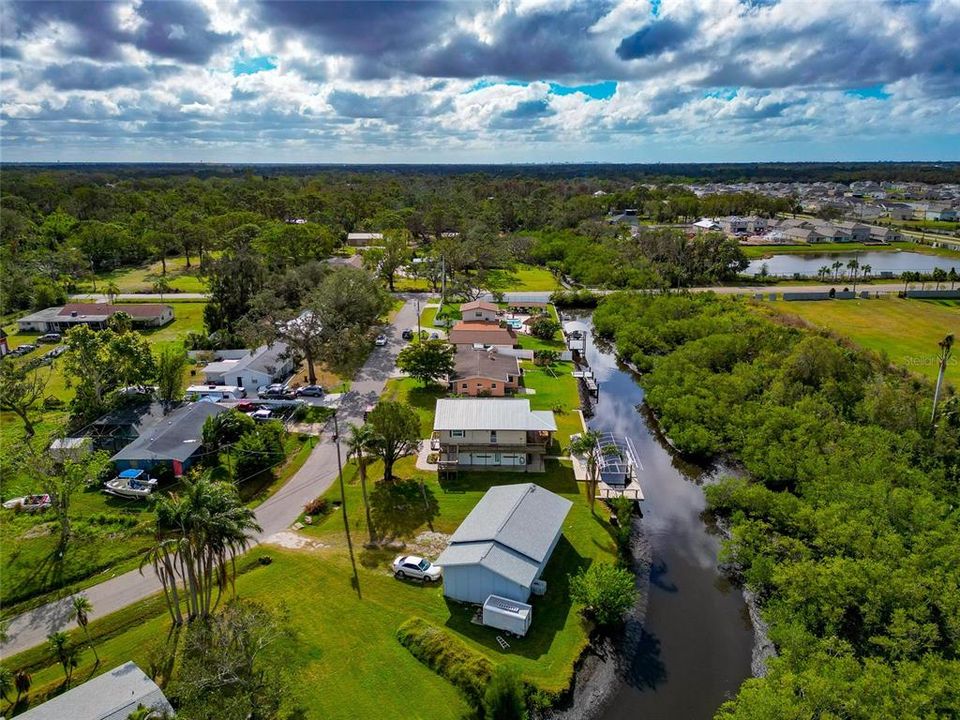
[
  {"left": 437, "top": 483, "right": 572, "bottom": 604},
  {"left": 433, "top": 398, "right": 556, "bottom": 472},
  {"left": 201, "top": 342, "right": 294, "bottom": 391},
  {"left": 459, "top": 300, "right": 499, "bottom": 323},
  {"left": 346, "top": 232, "right": 384, "bottom": 247}
]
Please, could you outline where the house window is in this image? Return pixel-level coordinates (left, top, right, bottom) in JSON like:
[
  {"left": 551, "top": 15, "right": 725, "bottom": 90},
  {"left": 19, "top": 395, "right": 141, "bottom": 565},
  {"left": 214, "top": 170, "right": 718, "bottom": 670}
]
[
  {"left": 451, "top": 430, "right": 465, "bottom": 438},
  {"left": 490, "top": 431, "right": 498, "bottom": 444},
  {"left": 461, "top": 383, "right": 468, "bottom": 389},
  {"left": 491, "top": 383, "right": 497, "bottom": 389}
]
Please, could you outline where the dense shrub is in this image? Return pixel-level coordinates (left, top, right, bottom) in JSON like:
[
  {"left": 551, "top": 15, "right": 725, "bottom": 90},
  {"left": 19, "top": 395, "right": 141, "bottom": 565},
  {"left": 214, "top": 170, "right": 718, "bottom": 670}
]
[
  {"left": 484, "top": 665, "right": 528, "bottom": 720},
  {"left": 569, "top": 563, "right": 637, "bottom": 627},
  {"left": 396, "top": 617, "right": 493, "bottom": 704}
]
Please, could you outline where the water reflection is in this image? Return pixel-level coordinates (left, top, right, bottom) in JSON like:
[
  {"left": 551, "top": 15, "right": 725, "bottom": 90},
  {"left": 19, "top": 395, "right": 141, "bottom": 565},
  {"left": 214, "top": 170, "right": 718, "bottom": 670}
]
[{"left": 568, "top": 315, "right": 754, "bottom": 720}]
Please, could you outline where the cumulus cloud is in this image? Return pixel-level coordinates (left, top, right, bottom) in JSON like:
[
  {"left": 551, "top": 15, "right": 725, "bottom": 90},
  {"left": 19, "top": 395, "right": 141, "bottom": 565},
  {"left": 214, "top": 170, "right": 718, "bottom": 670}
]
[{"left": 0, "top": 0, "right": 958, "bottom": 161}]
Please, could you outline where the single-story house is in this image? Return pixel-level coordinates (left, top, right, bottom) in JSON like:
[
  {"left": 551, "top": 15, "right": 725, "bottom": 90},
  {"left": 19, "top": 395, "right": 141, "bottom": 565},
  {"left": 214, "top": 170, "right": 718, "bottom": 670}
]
[
  {"left": 783, "top": 227, "right": 826, "bottom": 244},
  {"left": 460, "top": 300, "right": 499, "bottom": 323},
  {"left": 433, "top": 398, "right": 556, "bottom": 472},
  {"left": 812, "top": 222, "right": 852, "bottom": 242},
  {"left": 447, "top": 321, "right": 517, "bottom": 348},
  {"left": 201, "top": 342, "right": 294, "bottom": 390},
  {"left": 451, "top": 346, "right": 521, "bottom": 397},
  {"left": 346, "top": 232, "right": 383, "bottom": 247},
  {"left": 835, "top": 221, "right": 872, "bottom": 242},
  {"left": 692, "top": 218, "right": 720, "bottom": 233},
  {"left": 111, "top": 402, "right": 227, "bottom": 477},
  {"left": 437, "top": 483, "right": 572, "bottom": 604},
  {"left": 869, "top": 226, "right": 903, "bottom": 243},
  {"left": 17, "top": 661, "right": 173, "bottom": 720},
  {"left": 17, "top": 303, "right": 174, "bottom": 333},
  {"left": 924, "top": 206, "right": 958, "bottom": 222},
  {"left": 91, "top": 401, "right": 170, "bottom": 454},
  {"left": 882, "top": 203, "right": 915, "bottom": 221}
]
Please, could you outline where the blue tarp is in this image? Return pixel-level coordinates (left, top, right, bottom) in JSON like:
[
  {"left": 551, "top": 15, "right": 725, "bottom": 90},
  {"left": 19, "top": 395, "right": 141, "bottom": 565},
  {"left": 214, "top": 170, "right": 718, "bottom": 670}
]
[{"left": 118, "top": 469, "right": 144, "bottom": 479}]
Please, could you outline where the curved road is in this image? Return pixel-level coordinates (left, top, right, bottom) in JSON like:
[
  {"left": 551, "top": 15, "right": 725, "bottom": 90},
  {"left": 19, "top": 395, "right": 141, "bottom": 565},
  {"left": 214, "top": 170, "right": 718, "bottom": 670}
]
[{"left": 0, "top": 299, "right": 419, "bottom": 659}]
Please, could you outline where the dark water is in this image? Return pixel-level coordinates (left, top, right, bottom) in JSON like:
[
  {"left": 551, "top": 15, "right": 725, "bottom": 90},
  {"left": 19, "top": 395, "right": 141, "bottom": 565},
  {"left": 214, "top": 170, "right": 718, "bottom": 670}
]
[
  {"left": 747, "top": 250, "right": 957, "bottom": 277},
  {"left": 571, "top": 316, "right": 754, "bottom": 720}
]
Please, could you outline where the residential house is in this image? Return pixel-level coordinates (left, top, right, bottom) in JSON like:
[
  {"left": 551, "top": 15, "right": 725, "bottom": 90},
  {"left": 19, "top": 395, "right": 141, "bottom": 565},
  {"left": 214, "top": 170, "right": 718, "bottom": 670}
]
[
  {"left": 812, "top": 222, "right": 852, "bottom": 242},
  {"left": 433, "top": 398, "right": 556, "bottom": 472},
  {"left": 91, "top": 401, "right": 170, "bottom": 454},
  {"left": 692, "top": 218, "right": 720, "bottom": 233},
  {"left": 869, "top": 226, "right": 903, "bottom": 243},
  {"left": 111, "top": 402, "right": 228, "bottom": 477},
  {"left": 201, "top": 342, "right": 294, "bottom": 391},
  {"left": 346, "top": 232, "right": 383, "bottom": 247},
  {"left": 437, "top": 482, "right": 572, "bottom": 604},
  {"left": 783, "top": 227, "right": 826, "bottom": 244},
  {"left": 881, "top": 203, "right": 915, "bottom": 221},
  {"left": 835, "top": 221, "right": 872, "bottom": 242},
  {"left": 0, "top": 328, "right": 8, "bottom": 357},
  {"left": 17, "top": 661, "right": 173, "bottom": 720},
  {"left": 17, "top": 303, "right": 174, "bottom": 333},
  {"left": 326, "top": 254, "right": 364, "bottom": 270},
  {"left": 924, "top": 205, "right": 958, "bottom": 222},
  {"left": 447, "top": 321, "right": 517, "bottom": 349},
  {"left": 460, "top": 300, "right": 499, "bottom": 323},
  {"left": 451, "top": 346, "right": 521, "bottom": 397},
  {"left": 720, "top": 216, "right": 750, "bottom": 235}
]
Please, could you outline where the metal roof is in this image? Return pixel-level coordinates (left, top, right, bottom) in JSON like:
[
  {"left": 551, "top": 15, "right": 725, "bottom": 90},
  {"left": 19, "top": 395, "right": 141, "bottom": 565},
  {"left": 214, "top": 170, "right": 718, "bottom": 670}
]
[
  {"left": 17, "top": 661, "right": 173, "bottom": 720},
  {"left": 434, "top": 399, "right": 557, "bottom": 432},
  {"left": 437, "top": 483, "right": 571, "bottom": 587},
  {"left": 111, "top": 402, "right": 227, "bottom": 464}
]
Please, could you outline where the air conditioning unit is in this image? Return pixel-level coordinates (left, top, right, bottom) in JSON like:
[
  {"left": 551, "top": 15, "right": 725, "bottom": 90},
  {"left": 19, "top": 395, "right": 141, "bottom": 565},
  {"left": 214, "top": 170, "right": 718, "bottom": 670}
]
[{"left": 531, "top": 579, "right": 547, "bottom": 596}]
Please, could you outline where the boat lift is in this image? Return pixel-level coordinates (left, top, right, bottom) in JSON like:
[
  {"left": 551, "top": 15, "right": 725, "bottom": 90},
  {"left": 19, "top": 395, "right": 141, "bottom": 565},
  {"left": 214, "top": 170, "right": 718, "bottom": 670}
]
[{"left": 593, "top": 432, "right": 644, "bottom": 502}]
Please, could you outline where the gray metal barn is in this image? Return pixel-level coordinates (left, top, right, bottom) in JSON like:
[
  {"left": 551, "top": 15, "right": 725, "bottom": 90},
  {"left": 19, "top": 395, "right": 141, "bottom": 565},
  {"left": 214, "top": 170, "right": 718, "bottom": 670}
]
[{"left": 437, "top": 483, "right": 572, "bottom": 604}]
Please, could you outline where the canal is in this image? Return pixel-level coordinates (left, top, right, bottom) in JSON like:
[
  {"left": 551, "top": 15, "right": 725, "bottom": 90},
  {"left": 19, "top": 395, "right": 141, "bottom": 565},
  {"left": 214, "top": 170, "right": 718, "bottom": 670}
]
[{"left": 568, "top": 314, "right": 755, "bottom": 720}]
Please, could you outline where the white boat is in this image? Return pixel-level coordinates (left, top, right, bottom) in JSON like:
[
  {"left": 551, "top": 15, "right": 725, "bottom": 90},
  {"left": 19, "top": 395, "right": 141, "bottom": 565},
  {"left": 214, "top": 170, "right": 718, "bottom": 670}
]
[
  {"left": 104, "top": 469, "right": 158, "bottom": 499},
  {"left": 2, "top": 494, "right": 52, "bottom": 512}
]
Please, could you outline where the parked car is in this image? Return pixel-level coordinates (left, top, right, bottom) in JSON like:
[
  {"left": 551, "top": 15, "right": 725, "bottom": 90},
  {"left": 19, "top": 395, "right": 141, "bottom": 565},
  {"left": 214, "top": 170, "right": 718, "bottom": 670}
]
[
  {"left": 258, "top": 383, "right": 294, "bottom": 399},
  {"left": 38, "top": 333, "right": 62, "bottom": 343},
  {"left": 375, "top": 334, "right": 388, "bottom": 347},
  {"left": 250, "top": 408, "right": 273, "bottom": 421},
  {"left": 295, "top": 385, "right": 325, "bottom": 397},
  {"left": 401, "top": 328, "right": 415, "bottom": 340},
  {"left": 429, "top": 332, "right": 440, "bottom": 340},
  {"left": 391, "top": 555, "right": 442, "bottom": 582}
]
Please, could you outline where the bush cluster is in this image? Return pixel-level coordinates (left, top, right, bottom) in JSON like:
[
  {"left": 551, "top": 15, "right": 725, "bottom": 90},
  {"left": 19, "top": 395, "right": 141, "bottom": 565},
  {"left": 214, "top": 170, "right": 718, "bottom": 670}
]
[{"left": 396, "top": 617, "right": 493, "bottom": 704}]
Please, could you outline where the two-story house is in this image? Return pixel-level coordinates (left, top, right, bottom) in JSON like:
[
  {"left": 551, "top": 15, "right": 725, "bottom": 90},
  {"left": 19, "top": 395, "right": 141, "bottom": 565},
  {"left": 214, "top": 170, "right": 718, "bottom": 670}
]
[{"left": 433, "top": 398, "right": 556, "bottom": 473}]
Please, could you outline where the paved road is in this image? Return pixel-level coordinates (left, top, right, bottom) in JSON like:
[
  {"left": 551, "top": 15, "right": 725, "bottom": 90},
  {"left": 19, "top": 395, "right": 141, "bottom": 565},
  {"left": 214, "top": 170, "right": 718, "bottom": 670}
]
[
  {"left": 0, "top": 299, "right": 419, "bottom": 659},
  {"left": 491, "top": 283, "right": 909, "bottom": 303}
]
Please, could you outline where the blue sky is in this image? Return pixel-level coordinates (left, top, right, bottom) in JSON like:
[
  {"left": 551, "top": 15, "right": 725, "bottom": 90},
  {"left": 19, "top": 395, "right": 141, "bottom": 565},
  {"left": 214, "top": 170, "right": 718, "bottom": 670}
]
[{"left": 1, "top": 0, "right": 958, "bottom": 163}]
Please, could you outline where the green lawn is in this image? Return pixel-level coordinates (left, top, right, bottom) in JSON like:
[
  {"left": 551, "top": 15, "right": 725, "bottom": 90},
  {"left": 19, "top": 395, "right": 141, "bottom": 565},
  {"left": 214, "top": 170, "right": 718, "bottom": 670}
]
[
  {"left": 79, "top": 256, "right": 211, "bottom": 294},
  {"left": 488, "top": 265, "right": 560, "bottom": 292},
  {"left": 765, "top": 297, "right": 959, "bottom": 386},
  {"left": 520, "top": 362, "right": 584, "bottom": 451}
]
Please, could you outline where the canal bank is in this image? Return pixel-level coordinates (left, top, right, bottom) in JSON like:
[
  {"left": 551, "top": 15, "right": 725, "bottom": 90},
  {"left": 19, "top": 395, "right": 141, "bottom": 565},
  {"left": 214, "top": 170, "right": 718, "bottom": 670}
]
[{"left": 550, "top": 314, "right": 755, "bottom": 720}]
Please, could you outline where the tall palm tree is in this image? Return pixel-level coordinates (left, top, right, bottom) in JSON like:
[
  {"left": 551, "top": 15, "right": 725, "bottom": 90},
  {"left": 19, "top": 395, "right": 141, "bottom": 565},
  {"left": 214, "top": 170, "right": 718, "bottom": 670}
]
[
  {"left": 14, "top": 670, "right": 31, "bottom": 707},
  {"left": 71, "top": 594, "right": 98, "bottom": 664},
  {"left": 847, "top": 258, "right": 860, "bottom": 292},
  {"left": 831, "top": 260, "right": 843, "bottom": 280},
  {"left": 818, "top": 265, "right": 830, "bottom": 282},
  {"left": 105, "top": 281, "right": 121, "bottom": 304},
  {"left": 147, "top": 474, "right": 261, "bottom": 622},
  {"left": 949, "top": 267, "right": 958, "bottom": 290},
  {"left": 347, "top": 423, "right": 378, "bottom": 543},
  {"left": 152, "top": 276, "right": 171, "bottom": 303},
  {"left": 570, "top": 430, "right": 603, "bottom": 514},
  {"left": 861, "top": 263, "right": 872, "bottom": 282}
]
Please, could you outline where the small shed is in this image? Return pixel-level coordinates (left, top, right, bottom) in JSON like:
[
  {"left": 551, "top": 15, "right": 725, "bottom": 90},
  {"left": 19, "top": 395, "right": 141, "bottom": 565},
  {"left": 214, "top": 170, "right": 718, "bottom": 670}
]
[
  {"left": 482, "top": 594, "right": 533, "bottom": 637},
  {"left": 49, "top": 436, "right": 92, "bottom": 462}
]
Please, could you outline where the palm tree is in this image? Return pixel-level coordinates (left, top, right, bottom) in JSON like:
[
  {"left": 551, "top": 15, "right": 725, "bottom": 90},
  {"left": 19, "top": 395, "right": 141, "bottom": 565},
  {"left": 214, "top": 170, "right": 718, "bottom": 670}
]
[
  {"left": 949, "top": 267, "right": 958, "bottom": 290},
  {"left": 932, "top": 334, "right": 954, "bottom": 424},
  {"left": 127, "top": 703, "right": 168, "bottom": 720},
  {"left": 147, "top": 474, "right": 261, "bottom": 622},
  {"left": 347, "top": 423, "right": 378, "bottom": 543},
  {"left": 105, "top": 281, "right": 121, "bottom": 304},
  {"left": 847, "top": 258, "right": 860, "bottom": 292},
  {"left": 71, "top": 594, "right": 98, "bottom": 665},
  {"left": 861, "top": 263, "right": 872, "bottom": 282},
  {"left": 570, "top": 430, "right": 603, "bottom": 514},
  {"left": 831, "top": 260, "right": 843, "bottom": 280},
  {"left": 932, "top": 267, "right": 947, "bottom": 290},
  {"left": 818, "top": 265, "right": 830, "bottom": 282},
  {"left": 14, "top": 670, "right": 31, "bottom": 707},
  {"left": 901, "top": 270, "right": 915, "bottom": 295},
  {"left": 47, "top": 631, "right": 79, "bottom": 687},
  {"left": 152, "top": 276, "right": 171, "bottom": 302}
]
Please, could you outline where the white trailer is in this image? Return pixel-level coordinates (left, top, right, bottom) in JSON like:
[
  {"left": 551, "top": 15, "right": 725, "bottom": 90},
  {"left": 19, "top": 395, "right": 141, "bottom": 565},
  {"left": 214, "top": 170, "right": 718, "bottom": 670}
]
[
  {"left": 186, "top": 384, "right": 247, "bottom": 401},
  {"left": 482, "top": 594, "right": 533, "bottom": 637}
]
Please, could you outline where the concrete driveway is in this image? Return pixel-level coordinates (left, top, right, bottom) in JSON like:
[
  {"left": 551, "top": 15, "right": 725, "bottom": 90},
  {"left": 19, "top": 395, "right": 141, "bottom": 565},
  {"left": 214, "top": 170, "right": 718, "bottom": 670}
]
[{"left": 0, "top": 298, "right": 420, "bottom": 658}]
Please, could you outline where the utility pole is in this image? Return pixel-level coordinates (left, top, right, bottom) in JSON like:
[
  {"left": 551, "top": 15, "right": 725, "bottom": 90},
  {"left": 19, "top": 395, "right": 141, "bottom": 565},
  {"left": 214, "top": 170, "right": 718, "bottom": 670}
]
[
  {"left": 416, "top": 298, "right": 421, "bottom": 341},
  {"left": 333, "top": 412, "right": 361, "bottom": 598},
  {"left": 932, "top": 334, "right": 954, "bottom": 424}
]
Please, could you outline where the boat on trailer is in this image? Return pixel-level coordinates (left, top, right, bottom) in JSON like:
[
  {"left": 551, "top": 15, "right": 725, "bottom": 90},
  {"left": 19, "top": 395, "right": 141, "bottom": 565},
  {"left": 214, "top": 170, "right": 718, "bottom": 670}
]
[
  {"left": 3, "top": 494, "right": 52, "bottom": 512},
  {"left": 104, "top": 469, "right": 158, "bottom": 499}
]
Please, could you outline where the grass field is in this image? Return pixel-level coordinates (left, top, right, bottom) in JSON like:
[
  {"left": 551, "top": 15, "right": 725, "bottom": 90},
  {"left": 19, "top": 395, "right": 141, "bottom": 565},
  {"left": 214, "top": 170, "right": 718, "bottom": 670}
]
[
  {"left": 488, "top": 264, "right": 560, "bottom": 291},
  {"left": 764, "top": 297, "right": 959, "bottom": 386},
  {"left": 79, "top": 256, "right": 211, "bottom": 294}
]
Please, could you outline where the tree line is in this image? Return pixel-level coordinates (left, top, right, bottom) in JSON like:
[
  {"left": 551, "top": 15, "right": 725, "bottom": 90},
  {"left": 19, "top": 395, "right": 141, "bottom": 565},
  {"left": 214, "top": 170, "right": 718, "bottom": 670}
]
[{"left": 593, "top": 293, "right": 960, "bottom": 718}]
